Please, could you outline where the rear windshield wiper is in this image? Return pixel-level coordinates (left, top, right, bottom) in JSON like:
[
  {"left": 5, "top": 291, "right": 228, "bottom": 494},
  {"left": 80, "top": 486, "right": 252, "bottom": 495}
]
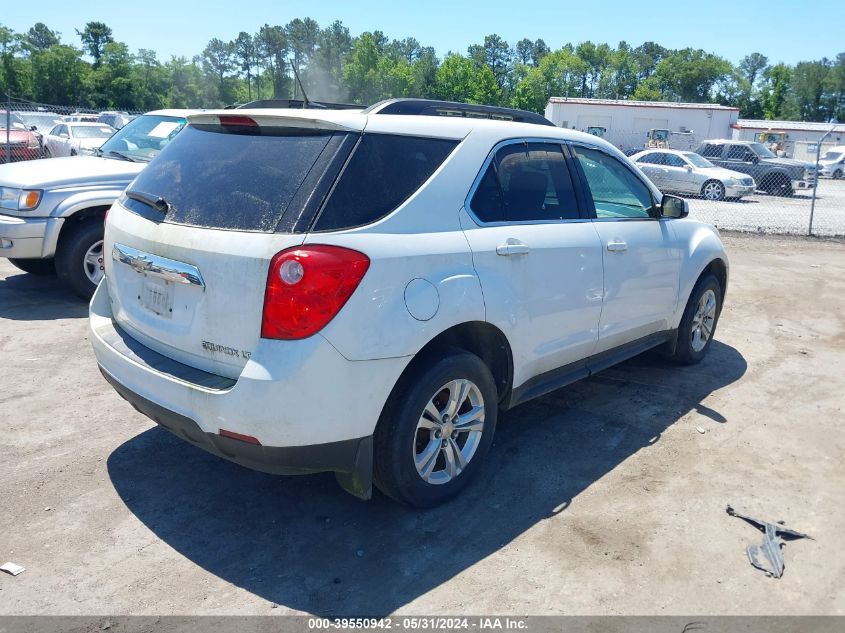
[{"left": 125, "top": 190, "right": 173, "bottom": 214}]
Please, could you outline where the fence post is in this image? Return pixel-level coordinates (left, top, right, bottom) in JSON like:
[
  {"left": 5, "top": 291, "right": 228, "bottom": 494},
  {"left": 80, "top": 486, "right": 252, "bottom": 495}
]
[
  {"left": 808, "top": 125, "right": 841, "bottom": 236},
  {"left": 4, "top": 93, "right": 10, "bottom": 164}
]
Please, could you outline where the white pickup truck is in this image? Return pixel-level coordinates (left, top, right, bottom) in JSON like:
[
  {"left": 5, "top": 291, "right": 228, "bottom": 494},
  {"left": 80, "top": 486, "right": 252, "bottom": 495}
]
[{"left": 0, "top": 110, "right": 193, "bottom": 298}]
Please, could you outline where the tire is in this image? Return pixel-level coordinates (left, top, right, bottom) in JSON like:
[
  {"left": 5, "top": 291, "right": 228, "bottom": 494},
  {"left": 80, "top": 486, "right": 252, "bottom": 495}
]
[
  {"left": 373, "top": 350, "right": 499, "bottom": 507},
  {"left": 55, "top": 219, "right": 105, "bottom": 300},
  {"left": 834, "top": 169, "right": 843, "bottom": 180},
  {"left": 701, "top": 180, "right": 726, "bottom": 201},
  {"left": 70, "top": 149, "right": 77, "bottom": 157},
  {"left": 763, "top": 173, "right": 793, "bottom": 197},
  {"left": 43, "top": 146, "right": 52, "bottom": 158},
  {"left": 670, "top": 274, "right": 722, "bottom": 365},
  {"left": 8, "top": 257, "right": 56, "bottom": 276}
]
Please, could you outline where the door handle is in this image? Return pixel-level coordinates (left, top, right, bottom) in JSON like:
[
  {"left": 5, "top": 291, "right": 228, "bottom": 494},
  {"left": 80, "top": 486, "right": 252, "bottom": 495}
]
[
  {"left": 496, "top": 241, "right": 531, "bottom": 256},
  {"left": 606, "top": 240, "right": 628, "bottom": 252}
]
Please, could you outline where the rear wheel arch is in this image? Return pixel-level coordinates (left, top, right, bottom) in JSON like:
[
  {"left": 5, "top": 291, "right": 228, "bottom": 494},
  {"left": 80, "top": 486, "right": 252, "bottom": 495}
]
[{"left": 386, "top": 321, "right": 514, "bottom": 414}]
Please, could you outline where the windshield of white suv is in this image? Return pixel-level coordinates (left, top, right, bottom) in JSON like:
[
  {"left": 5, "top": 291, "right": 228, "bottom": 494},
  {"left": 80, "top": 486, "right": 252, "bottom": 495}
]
[
  {"left": 821, "top": 151, "right": 843, "bottom": 162},
  {"left": 683, "top": 153, "right": 714, "bottom": 169},
  {"left": 98, "top": 114, "right": 187, "bottom": 162},
  {"left": 749, "top": 142, "right": 777, "bottom": 159}
]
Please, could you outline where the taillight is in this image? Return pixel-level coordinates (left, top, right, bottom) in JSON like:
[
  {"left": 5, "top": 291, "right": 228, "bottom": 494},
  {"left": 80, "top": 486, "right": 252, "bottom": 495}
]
[{"left": 261, "top": 245, "right": 370, "bottom": 340}]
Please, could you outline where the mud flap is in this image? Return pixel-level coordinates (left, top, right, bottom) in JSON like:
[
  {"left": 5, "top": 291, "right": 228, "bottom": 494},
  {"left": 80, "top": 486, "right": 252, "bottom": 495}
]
[{"left": 335, "top": 435, "right": 373, "bottom": 500}]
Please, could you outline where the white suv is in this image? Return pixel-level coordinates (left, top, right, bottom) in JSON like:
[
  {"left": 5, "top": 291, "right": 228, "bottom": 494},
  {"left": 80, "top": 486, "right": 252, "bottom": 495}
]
[{"left": 90, "top": 99, "right": 728, "bottom": 507}]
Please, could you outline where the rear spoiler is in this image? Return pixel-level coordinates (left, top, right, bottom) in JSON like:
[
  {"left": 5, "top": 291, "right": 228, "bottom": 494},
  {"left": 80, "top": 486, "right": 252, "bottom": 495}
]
[{"left": 186, "top": 111, "right": 365, "bottom": 133}]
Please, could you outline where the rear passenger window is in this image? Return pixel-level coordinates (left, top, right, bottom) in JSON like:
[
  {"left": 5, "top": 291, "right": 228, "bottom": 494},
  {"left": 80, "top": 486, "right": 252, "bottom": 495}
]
[
  {"left": 664, "top": 154, "right": 687, "bottom": 167},
  {"left": 314, "top": 134, "right": 458, "bottom": 231},
  {"left": 726, "top": 145, "right": 754, "bottom": 161},
  {"left": 638, "top": 153, "right": 665, "bottom": 165},
  {"left": 700, "top": 144, "right": 722, "bottom": 158},
  {"left": 469, "top": 142, "right": 580, "bottom": 223}
]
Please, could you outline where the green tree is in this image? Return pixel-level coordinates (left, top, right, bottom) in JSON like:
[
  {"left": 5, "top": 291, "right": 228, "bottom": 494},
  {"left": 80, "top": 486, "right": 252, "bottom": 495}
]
[
  {"left": 77, "top": 21, "right": 113, "bottom": 67},
  {"left": 257, "top": 24, "right": 289, "bottom": 99},
  {"left": 789, "top": 60, "right": 835, "bottom": 121},
  {"left": 653, "top": 48, "right": 732, "bottom": 101},
  {"left": 202, "top": 38, "right": 235, "bottom": 105},
  {"left": 434, "top": 53, "right": 499, "bottom": 105},
  {"left": 164, "top": 56, "right": 206, "bottom": 107},
  {"left": 759, "top": 63, "right": 792, "bottom": 119},
  {"left": 233, "top": 32, "right": 256, "bottom": 100},
  {"left": 23, "top": 23, "right": 60, "bottom": 54},
  {"left": 30, "top": 44, "right": 88, "bottom": 104},
  {"left": 311, "top": 20, "right": 353, "bottom": 100}
]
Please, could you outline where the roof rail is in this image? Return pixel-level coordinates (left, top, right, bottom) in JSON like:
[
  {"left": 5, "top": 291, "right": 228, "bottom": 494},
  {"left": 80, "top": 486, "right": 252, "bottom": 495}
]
[
  {"left": 364, "top": 98, "right": 554, "bottom": 127},
  {"left": 230, "top": 99, "right": 363, "bottom": 111}
]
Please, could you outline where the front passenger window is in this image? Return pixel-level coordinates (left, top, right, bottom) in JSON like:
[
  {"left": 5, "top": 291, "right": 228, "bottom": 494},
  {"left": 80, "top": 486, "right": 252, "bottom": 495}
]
[{"left": 571, "top": 146, "right": 655, "bottom": 219}]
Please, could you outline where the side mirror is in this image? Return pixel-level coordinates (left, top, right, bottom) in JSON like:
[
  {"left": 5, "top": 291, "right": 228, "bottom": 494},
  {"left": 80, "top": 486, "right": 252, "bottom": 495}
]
[
  {"left": 660, "top": 195, "right": 688, "bottom": 219},
  {"left": 30, "top": 125, "right": 37, "bottom": 131},
  {"left": 750, "top": 155, "right": 759, "bottom": 164},
  {"left": 686, "top": 165, "right": 693, "bottom": 172}
]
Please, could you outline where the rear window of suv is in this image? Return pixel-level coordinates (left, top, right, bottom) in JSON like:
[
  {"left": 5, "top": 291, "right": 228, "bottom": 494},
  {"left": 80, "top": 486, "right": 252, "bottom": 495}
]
[
  {"left": 127, "top": 124, "right": 458, "bottom": 233},
  {"left": 128, "top": 124, "right": 343, "bottom": 232}
]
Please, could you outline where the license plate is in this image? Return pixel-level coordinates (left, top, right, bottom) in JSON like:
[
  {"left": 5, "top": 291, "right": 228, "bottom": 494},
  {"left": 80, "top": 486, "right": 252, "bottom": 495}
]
[{"left": 140, "top": 278, "right": 173, "bottom": 317}]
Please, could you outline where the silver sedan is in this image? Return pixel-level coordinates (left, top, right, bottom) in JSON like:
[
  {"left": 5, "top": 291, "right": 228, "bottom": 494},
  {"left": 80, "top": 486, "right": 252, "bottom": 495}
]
[{"left": 630, "top": 149, "right": 756, "bottom": 201}]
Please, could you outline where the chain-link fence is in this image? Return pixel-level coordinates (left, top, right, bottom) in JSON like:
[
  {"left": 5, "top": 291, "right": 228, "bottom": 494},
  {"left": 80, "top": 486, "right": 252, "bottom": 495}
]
[
  {"left": 3, "top": 96, "right": 844, "bottom": 237},
  {"left": 579, "top": 127, "right": 844, "bottom": 237},
  {"left": 1, "top": 97, "right": 143, "bottom": 163}
]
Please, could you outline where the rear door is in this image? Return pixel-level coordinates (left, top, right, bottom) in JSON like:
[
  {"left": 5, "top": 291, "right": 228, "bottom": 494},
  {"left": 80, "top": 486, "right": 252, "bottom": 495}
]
[
  {"left": 569, "top": 144, "right": 681, "bottom": 354},
  {"left": 461, "top": 140, "right": 604, "bottom": 387},
  {"left": 635, "top": 152, "right": 669, "bottom": 189},
  {"left": 105, "top": 116, "right": 361, "bottom": 379}
]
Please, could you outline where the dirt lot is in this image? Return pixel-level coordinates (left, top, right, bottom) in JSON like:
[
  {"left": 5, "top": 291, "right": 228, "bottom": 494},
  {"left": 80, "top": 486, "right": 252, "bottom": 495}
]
[{"left": 1, "top": 232, "right": 844, "bottom": 617}]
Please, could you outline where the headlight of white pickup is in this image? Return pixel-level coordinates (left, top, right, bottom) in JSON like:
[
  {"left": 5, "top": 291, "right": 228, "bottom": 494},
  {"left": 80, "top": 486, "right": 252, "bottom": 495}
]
[{"left": 0, "top": 187, "right": 42, "bottom": 211}]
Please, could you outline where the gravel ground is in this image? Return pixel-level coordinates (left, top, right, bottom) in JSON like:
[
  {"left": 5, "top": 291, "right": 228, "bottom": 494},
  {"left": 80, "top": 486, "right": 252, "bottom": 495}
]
[
  {"left": 687, "top": 178, "right": 845, "bottom": 236},
  {"left": 0, "top": 232, "right": 844, "bottom": 617}
]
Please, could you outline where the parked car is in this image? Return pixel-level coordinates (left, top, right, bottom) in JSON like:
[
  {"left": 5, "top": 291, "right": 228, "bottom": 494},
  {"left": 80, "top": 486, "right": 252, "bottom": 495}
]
[
  {"left": 14, "top": 111, "right": 63, "bottom": 151},
  {"left": 0, "top": 110, "right": 42, "bottom": 162},
  {"left": 0, "top": 110, "right": 194, "bottom": 298},
  {"left": 97, "top": 111, "right": 134, "bottom": 130},
  {"left": 631, "top": 149, "right": 755, "bottom": 201},
  {"left": 62, "top": 113, "right": 100, "bottom": 122},
  {"left": 43, "top": 122, "right": 116, "bottom": 157},
  {"left": 696, "top": 140, "right": 815, "bottom": 196},
  {"left": 818, "top": 146, "right": 845, "bottom": 179},
  {"left": 90, "top": 99, "right": 728, "bottom": 507}
]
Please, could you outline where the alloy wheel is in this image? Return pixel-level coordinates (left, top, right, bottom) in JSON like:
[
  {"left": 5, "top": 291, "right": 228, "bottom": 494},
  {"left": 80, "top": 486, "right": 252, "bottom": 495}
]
[
  {"left": 83, "top": 239, "right": 105, "bottom": 285},
  {"left": 703, "top": 181, "right": 724, "bottom": 201},
  {"left": 691, "top": 289, "right": 717, "bottom": 352},
  {"left": 413, "top": 379, "right": 485, "bottom": 485}
]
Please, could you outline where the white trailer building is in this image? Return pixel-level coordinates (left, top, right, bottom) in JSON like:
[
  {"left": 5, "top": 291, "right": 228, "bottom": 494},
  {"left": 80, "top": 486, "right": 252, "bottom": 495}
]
[
  {"left": 730, "top": 120, "right": 845, "bottom": 159},
  {"left": 544, "top": 97, "right": 740, "bottom": 152}
]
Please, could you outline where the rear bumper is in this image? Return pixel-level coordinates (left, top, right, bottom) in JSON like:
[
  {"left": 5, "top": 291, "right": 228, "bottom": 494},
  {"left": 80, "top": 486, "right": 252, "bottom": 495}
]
[
  {"left": 100, "top": 367, "right": 371, "bottom": 477},
  {"left": 0, "top": 146, "right": 41, "bottom": 162},
  {"left": 0, "top": 214, "right": 49, "bottom": 259},
  {"left": 89, "top": 280, "right": 408, "bottom": 482}
]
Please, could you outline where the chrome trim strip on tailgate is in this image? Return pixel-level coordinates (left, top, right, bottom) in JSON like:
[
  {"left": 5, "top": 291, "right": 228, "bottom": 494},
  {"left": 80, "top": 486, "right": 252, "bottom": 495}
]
[{"left": 112, "top": 243, "right": 206, "bottom": 289}]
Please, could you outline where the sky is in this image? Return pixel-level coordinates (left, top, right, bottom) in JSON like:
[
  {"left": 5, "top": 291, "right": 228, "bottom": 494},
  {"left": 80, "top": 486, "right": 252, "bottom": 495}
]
[{"left": 4, "top": 0, "right": 843, "bottom": 66}]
